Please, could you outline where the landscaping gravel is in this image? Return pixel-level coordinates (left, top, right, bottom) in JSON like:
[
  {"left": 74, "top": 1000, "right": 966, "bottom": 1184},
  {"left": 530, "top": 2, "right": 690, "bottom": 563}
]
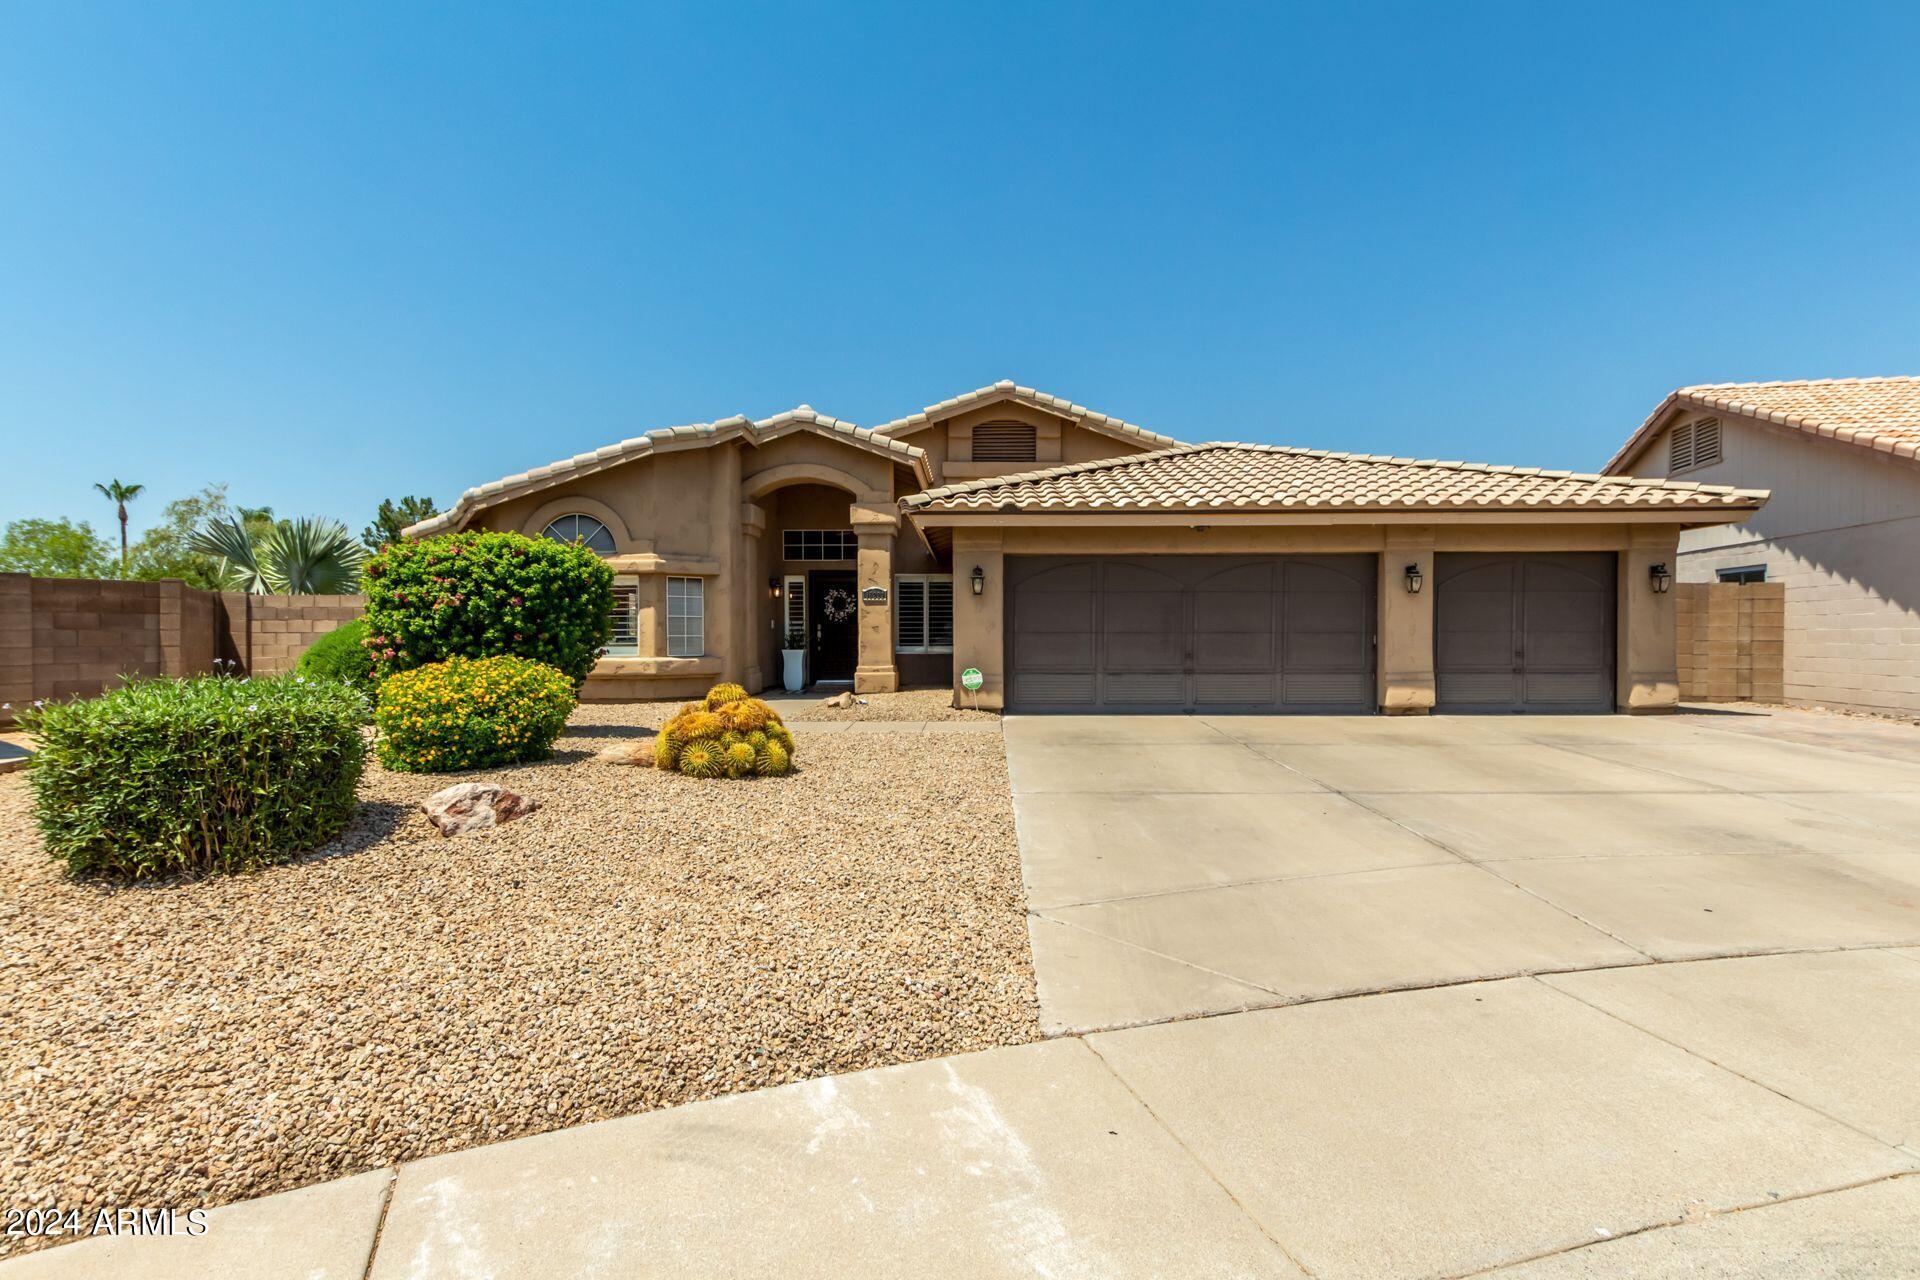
[{"left": 0, "top": 704, "right": 1036, "bottom": 1260}]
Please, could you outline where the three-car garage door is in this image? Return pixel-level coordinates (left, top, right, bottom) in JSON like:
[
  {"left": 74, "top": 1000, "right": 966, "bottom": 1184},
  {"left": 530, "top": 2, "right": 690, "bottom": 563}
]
[
  {"left": 1434, "top": 553, "right": 1616, "bottom": 712},
  {"left": 1006, "top": 555, "right": 1375, "bottom": 712}
]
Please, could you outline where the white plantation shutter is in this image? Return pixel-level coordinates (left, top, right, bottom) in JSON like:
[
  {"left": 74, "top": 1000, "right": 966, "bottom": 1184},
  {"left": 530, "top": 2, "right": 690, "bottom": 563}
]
[
  {"left": 608, "top": 580, "right": 639, "bottom": 655},
  {"left": 784, "top": 576, "right": 806, "bottom": 640},
  {"left": 895, "top": 578, "right": 927, "bottom": 650},
  {"left": 928, "top": 578, "right": 954, "bottom": 650},
  {"left": 893, "top": 576, "right": 953, "bottom": 653}
]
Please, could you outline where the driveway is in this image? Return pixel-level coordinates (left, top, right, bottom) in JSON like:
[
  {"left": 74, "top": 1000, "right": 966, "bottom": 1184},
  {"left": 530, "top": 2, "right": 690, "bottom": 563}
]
[{"left": 1007, "top": 707, "right": 1920, "bottom": 1032}]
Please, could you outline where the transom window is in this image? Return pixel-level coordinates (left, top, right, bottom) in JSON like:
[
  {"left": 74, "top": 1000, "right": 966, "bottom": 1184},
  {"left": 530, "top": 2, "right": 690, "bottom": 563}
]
[
  {"left": 783, "top": 529, "right": 857, "bottom": 561},
  {"left": 971, "top": 420, "right": 1038, "bottom": 462},
  {"left": 542, "top": 514, "right": 617, "bottom": 556},
  {"left": 667, "top": 577, "right": 705, "bottom": 657},
  {"left": 1669, "top": 418, "right": 1723, "bottom": 473},
  {"left": 894, "top": 575, "right": 954, "bottom": 654}
]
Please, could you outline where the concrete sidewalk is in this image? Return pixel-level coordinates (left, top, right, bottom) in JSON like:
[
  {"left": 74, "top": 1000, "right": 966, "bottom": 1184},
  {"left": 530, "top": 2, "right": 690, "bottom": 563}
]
[{"left": 10, "top": 952, "right": 1919, "bottom": 1279}]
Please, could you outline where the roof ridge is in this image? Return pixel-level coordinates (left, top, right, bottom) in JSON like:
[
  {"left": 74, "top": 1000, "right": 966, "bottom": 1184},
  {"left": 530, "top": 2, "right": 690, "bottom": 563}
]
[
  {"left": 1678, "top": 375, "right": 1920, "bottom": 392},
  {"left": 871, "top": 379, "right": 1187, "bottom": 449},
  {"left": 903, "top": 443, "right": 1217, "bottom": 506}
]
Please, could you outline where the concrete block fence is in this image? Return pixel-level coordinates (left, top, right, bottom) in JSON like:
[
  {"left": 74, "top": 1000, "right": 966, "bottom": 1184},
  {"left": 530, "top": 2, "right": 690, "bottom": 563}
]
[
  {"left": 1674, "top": 581, "right": 1786, "bottom": 704},
  {"left": 0, "top": 572, "right": 363, "bottom": 724}
]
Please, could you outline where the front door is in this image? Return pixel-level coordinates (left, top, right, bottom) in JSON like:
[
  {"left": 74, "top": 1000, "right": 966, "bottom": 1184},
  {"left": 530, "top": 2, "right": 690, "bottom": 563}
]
[{"left": 808, "top": 570, "right": 859, "bottom": 682}]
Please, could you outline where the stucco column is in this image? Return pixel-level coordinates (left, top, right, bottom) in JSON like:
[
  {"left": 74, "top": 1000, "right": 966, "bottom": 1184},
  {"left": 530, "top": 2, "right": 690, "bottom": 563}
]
[
  {"left": 950, "top": 528, "right": 1005, "bottom": 711},
  {"left": 851, "top": 503, "right": 899, "bottom": 694},
  {"left": 709, "top": 444, "right": 744, "bottom": 683},
  {"left": 1377, "top": 528, "right": 1436, "bottom": 715},
  {"left": 1617, "top": 525, "right": 1682, "bottom": 713},
  {"left": 740, "top": 501, "right": 767, "bottom": 692}
]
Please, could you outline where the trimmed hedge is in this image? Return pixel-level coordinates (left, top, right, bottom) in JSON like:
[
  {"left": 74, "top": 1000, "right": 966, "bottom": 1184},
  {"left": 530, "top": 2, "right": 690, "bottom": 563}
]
[
  {"left": 653, "top": 682, "right": 796, "bottom": 779},
  {"left": 374, "top": 655, "right": 576, "bottom": 773},
  {"left": 297, "top": 617, "right": 376, "bottom": 694},
  {"left": 362, "top": 532, "right": 614, "bottom": 685},
  {"left": 19, "top": 675, "right": 367, "bottom": 881}
]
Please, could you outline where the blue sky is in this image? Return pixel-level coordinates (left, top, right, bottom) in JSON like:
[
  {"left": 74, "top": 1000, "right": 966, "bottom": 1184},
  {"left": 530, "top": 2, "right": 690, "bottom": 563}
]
[{"left": 5, "top": 2, "right": 1919, "bottom": 539}]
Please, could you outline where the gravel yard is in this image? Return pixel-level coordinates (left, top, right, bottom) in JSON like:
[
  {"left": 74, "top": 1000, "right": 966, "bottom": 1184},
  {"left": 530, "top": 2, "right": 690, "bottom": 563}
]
[{"left": 0, "top": 699, "right": 1035, "bottom": 1260}]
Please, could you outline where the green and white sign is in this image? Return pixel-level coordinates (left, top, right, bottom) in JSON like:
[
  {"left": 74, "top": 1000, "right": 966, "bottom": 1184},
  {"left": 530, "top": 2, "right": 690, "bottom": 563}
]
[{"left": 960, "top": 667, "right": 984, "bottom": 692}]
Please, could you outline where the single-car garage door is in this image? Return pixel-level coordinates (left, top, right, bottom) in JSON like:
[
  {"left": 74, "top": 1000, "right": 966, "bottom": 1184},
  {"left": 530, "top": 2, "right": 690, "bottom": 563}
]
[
  {"left": 1435, "top": 552, "right": 1615, "bottom": 712},
  {"left": 1006, "top": 555, "right": 1375, "bottom": 712}
]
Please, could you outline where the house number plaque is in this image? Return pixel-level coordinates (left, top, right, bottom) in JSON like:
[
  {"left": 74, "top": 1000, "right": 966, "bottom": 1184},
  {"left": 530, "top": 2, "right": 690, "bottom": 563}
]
[{"left": 860, "top": 586, "right": 888, "bottom": 605}]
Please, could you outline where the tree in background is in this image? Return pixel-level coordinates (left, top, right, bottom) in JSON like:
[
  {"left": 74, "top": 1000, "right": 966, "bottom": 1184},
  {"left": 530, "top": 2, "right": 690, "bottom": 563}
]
[
  {"left": 92, "top": 480, "right": 145, "bottom": 576},
  {"left": 127, "top": 484, "right": 232, "bottom": 588},
  {"left": 192, "top": 515, "right": 367, "bottom": 595},
  {"left": 0, "top": 518, "right": 117, "bottom": 578},
  {"left": 362, "top": 496, "right": 438, "bottom": 550}
]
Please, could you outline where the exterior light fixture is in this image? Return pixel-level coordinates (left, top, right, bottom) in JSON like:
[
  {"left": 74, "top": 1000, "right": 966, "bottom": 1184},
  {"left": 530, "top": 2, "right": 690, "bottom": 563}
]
[
  {"left": 1403, "top": 563, "right": 1424, "bottom": 594},
  {"left": 769, "top": 577, "right": 782, "bottom": 599},
  {"left": 1649, "top": 563, "right": 1672, "bottom": 594},
  {"left": 970, "top": 565, "right": 985, "bottom": 596}
]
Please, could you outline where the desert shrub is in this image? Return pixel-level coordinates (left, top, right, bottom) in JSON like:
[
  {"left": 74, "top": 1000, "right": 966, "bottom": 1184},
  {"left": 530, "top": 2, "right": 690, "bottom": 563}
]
[
  {"left": 361, "top": 531, "right": 614, "bottom": 685},
  {"left": 19, "top": 675, "right": 367, "bottom": 881},
  {"left": 655, "top": 683, "right": 795, "bottom": 779},
  {"left": 297, "top": 617, "right": 376, "bottom": 694},
  {"left": 374, "top": 655, "right": 576, "bottom": 773}
]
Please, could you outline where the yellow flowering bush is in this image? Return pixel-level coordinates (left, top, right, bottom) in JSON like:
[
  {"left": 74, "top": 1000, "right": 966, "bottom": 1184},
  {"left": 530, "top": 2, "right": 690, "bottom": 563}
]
[
  {"left": 375, "top": 655, "right": 575, "bottom": 773},
  {"left": 655, "top": 683, "right": 795, "bottom": 779}
]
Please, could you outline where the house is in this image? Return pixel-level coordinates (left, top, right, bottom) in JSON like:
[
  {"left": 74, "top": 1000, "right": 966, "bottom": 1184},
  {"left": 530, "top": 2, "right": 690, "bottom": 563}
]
[
  {"left": 1603, "top": 377, "right": 1920, "bottom": 717},
  {"left": 406, "top": 380, "right": 1766, "bottom": 714}
]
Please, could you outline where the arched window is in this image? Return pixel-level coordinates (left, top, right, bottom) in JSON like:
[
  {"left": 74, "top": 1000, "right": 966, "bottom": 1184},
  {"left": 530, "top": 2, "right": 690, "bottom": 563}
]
[{"left": 542, "top": 514, "right": 616, "bottom": 555}]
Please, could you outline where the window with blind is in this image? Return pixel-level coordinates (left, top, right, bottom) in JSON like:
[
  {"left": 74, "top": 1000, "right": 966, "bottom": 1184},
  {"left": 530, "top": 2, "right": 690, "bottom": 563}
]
[
  {"left": 1669, "top": 418, "right": 1723, "bottom": 473},
  {"left": 607, "top": 579, "right": 639, "bottom": 655},
  {"left": 667, "top": 577, "right": 704, "bottom": 657},
  {"left": 783, "top": 575, "right": 806, "bottom": 644},
  {"left": 970, "top": 421, "right": 1038, "bottom": 462},
  {"left": 894, "top": 575, "right": 954, "bottom": 653}
]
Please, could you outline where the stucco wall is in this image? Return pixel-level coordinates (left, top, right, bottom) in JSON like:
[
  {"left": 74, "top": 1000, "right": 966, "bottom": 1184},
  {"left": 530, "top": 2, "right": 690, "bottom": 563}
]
[{"left": 1625, "top": 413, "right": 1920, "bottom": 716}]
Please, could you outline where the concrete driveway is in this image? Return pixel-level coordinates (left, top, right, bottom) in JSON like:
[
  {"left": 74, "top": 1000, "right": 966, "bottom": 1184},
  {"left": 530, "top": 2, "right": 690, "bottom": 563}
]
[{"left": 1007, "top": 707, "right": 1920, "bottom": 1032}]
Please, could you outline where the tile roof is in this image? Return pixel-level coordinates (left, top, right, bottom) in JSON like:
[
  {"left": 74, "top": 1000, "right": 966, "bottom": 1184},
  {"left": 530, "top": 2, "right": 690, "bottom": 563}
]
[
  {"left": 1604, "top": 377, "right": 1920, "bottom": 473},
  {"left": 404, "top": 407, "right": 929, "bottom": 538},
  {"left": 904, "top": 443, "right": 1769, "bottom": 516},
  {"left": 871, "top": 380, "right": 1185, "bottom": 450}
]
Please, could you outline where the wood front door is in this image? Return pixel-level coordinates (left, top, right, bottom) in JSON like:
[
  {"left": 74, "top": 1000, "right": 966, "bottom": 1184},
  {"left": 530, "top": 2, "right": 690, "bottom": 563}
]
[{"left": 808, "top": 570, "right": 859, "bottom": 682}]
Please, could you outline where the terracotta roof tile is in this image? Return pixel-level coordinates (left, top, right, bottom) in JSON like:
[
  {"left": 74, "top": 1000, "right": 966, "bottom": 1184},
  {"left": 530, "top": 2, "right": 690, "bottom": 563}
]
[
  {"left": 1604, "top": 377, "right": 1920, "bottom": 473},
  {"left": 904, "top": 444, "right": 1768, "bottom": 515},
  {"left": 872, "top": 379, "right": 1184, "bottom": 450}
]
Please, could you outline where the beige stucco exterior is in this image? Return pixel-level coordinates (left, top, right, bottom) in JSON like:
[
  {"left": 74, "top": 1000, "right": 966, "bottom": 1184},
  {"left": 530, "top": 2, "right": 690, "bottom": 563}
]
[
  {"left": 1611, "top": 404, "right": 1920, "bottom": 717},
  {"left": 417, "top": 384, "right": 1751, "bottom": 714}
]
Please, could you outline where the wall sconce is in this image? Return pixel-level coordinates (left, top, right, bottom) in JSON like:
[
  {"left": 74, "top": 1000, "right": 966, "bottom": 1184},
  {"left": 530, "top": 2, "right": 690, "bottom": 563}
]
[
  {"left": 970, "top": 565, "right": 985, "bottom": 596},
  {"left": 769, "top": 577, "right": 782, "bottom": 600},
  {"left": 1403, "top": 563, "right": 1424, "bottom": 594},
  {"left": 1649, "top": 563, "right": 1672, "bottom": 594}
]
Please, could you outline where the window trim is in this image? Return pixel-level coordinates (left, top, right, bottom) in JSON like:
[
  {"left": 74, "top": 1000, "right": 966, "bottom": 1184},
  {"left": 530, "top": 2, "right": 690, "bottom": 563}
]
[
  {"left": 666, "top": 576, "right": 705, "bottom": 658},
  {"left": 894, "top": 574, "right": 955, "bottom": 654},
  {"left": 782, "top": 529, "right": 858, "bottom": 562}
]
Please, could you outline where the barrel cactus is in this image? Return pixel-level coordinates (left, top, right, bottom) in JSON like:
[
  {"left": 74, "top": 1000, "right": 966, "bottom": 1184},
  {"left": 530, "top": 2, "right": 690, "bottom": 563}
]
[{"left": 656, "top": 684, "right": 796, "bottom": 778}]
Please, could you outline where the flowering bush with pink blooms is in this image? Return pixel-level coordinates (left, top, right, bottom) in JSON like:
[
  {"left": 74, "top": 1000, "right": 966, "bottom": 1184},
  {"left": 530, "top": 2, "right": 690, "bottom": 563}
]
[{"left": 361, "top": 532, "right": 614, "bottom": 685}]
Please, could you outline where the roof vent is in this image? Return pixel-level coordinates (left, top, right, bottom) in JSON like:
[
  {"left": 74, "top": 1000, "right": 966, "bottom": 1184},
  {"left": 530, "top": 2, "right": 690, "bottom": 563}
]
[{"left": 972, "top": 421, "right": 1038, "bottom": 463}]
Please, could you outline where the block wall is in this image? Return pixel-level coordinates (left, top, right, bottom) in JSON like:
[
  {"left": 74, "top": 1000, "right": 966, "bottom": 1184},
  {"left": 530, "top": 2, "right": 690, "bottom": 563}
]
[{"left": 1674, "top": 581, "right": 1785, "bottom": 704}]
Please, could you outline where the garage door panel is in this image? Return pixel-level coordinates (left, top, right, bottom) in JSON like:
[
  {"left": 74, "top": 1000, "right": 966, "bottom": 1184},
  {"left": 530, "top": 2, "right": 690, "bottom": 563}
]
[
  {"left": 1006, "top": 555, "right": 1375, "bottom": 713},
  {"left": 1436, "top": 553, "right": 1614, "bottom": 713}
]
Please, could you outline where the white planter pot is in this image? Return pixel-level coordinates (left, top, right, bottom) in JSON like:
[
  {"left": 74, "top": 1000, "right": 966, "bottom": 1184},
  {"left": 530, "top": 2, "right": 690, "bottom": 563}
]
[{"left": 781, "top": 649, "right": 806, "bottom": 693}]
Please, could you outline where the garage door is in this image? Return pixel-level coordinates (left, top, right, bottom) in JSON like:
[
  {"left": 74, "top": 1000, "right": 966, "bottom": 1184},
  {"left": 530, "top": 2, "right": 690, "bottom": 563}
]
[
  {"left": 1435, "top": 553, "right": 1615, "bottom": 712},
  {"left": 1006, "top": 555, "right": 1375, "bottom": 712}
]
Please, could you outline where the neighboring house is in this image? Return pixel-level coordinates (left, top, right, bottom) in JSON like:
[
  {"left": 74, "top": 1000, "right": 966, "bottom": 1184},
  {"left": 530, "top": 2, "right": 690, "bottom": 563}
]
[
  {"left": 1603, "top": 377, "right": 1920, "bottom": 717},
  {"left": 407, "top": 380, "right": 1765, "bottom": 714}
]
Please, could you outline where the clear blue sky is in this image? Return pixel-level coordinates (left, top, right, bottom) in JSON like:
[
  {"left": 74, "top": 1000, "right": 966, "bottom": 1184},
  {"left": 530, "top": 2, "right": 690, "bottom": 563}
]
[{"left": 5, "top": 2, "right": 1919, "bottom": 539}]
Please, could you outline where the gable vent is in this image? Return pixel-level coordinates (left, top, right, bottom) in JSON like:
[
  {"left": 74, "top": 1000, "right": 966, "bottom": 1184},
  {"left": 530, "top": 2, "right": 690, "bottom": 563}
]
[
  {"left": 971, "top": 421, "right": 1038, "bottom": 462},
  {"left": 1668, "top": 418, "right": 1722, "bottom": 473}
]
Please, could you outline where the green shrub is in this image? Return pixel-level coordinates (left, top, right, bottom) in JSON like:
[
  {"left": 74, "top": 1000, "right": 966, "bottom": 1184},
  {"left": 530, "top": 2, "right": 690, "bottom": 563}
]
[
  {"left": 297, "top": 618, "right": 375, "bottom": 693},
  {"left": 361, "top": 531, "right": 614, "bottom": 685},
  {"left": 19, "top": 675, "right": 367, "bottom": 881},
  {"left": 374, "top": 655, "right": 576, "bottom": 773},
  {"left": 654, "top": 683, "right": 795, "bottom": 779}
]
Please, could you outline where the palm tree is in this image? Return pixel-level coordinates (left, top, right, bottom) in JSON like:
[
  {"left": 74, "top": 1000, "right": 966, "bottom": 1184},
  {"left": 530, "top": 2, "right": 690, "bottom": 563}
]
[
  {"left": 191, "top": 515, "right": 368, "bottom": 595},
  {"left": 93, "top": 479, "right": 145, "bottom": 576}
]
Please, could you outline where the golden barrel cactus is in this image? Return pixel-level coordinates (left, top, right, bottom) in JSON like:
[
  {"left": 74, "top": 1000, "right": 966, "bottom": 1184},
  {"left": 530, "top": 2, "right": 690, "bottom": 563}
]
[{"left": 655, "top": 684, "right": 795, "bottom": 778}]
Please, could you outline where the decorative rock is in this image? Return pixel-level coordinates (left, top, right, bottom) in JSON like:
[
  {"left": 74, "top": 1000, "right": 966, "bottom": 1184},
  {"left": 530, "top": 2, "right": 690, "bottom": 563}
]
[
  {"left": 595, "top": 743, "right": 654, "bottom": 766},
  {"left": 823, "top": 691, "right": 856, "bottom": 709},
  {"left": 421, "top": 783, "right": 538, "bottom": 836}
]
